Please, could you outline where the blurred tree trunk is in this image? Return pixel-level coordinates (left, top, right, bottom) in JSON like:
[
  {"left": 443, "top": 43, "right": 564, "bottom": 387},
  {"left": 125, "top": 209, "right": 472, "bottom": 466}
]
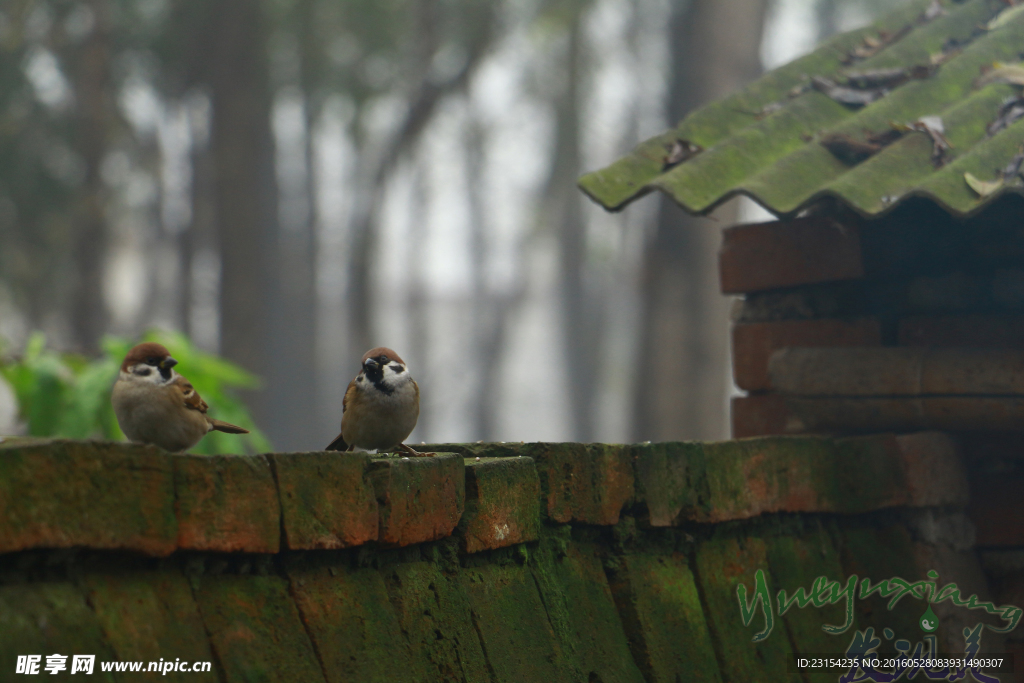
[
  {"left": 68, "top": 0, "right": 114, "bottom": 352},
  {"left": 208, "top": 0, "right": 277, "bottom": 434},
  {"left": 632, "top": 0, "right": 768, "bottom": 442},
  {"left": 544, "top": 19, "right": 602, "bottom": 442},
  {"left": 264, "top": 0, "right": 320, "bottom": 451}
]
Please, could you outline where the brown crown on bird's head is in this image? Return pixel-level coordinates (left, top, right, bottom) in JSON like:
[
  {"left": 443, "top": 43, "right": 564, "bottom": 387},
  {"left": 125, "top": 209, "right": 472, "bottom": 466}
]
[
  {"left": 361, "top": 347, "right": 405, "bottom": 365},
  {"left": 121, "top": 342, "right": 174, "bottom": 372}
]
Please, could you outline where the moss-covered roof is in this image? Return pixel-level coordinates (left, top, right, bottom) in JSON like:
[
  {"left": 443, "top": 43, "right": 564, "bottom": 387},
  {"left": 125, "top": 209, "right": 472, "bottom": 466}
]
[{"left": 579, "top": 0, "right": 1024, "bottom": 218}]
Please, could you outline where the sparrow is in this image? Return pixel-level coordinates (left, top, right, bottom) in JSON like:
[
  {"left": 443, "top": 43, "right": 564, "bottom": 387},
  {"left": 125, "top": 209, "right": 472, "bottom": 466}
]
[
  {"left": 325, "top": 347, "right": 428, "bottom": 456},
  {"left": 111, "top": 342, "right": 249, "bottom": 452}
]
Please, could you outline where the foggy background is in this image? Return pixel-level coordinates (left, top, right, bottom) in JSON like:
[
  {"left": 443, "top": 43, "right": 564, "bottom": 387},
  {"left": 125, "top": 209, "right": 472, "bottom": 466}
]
[{"left": 0, "top": 0, "right": 904, "bottom": 451}]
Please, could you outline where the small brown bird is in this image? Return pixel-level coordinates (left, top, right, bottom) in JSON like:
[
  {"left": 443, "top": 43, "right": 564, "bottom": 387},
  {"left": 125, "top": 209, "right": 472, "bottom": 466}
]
[
  {"left": 326, "top": 347, "right": 428, "bottom": 456},
  {"left": 111, "top": 342, "right": 249, "bottom": 452}
]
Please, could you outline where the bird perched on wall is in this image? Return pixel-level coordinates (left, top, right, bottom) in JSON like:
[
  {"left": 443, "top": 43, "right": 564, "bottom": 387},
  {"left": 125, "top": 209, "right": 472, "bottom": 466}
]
[
  {"left": 326, "top": 347, "right": 429, "bottom": 456},
  {"left": 111, "top": 342, "right": 249, "bottom": 452}
]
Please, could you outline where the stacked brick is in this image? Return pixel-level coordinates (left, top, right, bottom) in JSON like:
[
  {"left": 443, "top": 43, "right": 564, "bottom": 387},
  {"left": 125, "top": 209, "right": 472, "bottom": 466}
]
[
  {"left": 723, "top": 199, "right": 1024, "bottom": 673},
  {"left": 0, "top": 435, "right": 1003, "bottom": 682},
  {"left": 724, "top": 202, "right": 1024, "bottom": 438}
]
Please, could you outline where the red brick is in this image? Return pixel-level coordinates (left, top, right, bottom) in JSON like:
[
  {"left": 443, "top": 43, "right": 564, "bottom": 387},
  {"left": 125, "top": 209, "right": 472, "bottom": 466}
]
[
  {"left": 459, "top": 457, "right": 541, "bottom": 553},
  {"left": 174, "top": 454, "right": 280, "bottom": 553},
  {"left": 698, "top": 435, "right": 908, "bottom": 522},
  {"left": 970, "top": 471, "right": 1024, "bottom": 546},
  {"left": 0, "top": 440, "right": 176, "bottom": 556},
  {"left": 272, "top": 452, "right": 378, "bottom": 550},
  {"left": 522, "top": 443, "right": 634, "bottom": 525},
  {"left": 732, "top": 318, "right": 881, "bottom": 391},
  {"left": 769, "top": 347, "right": 1024, "bottom": 396},
  {"left": 730, "top": 394, "right": 795, "bottom": 438},
  {"left": 899, "top": 314, "right": 1024, "bottom": 347},
  {"left": 784, "top": 396, "right": 1024, "bottom": 433},
  {"left": 719, "top": 216, "right": 863, "bottom": 294},
  {"left": 369, "top": 453, "right": 464, "bottom": 547},
  {"left": 631, "top": 442, "right": 706, "bottom": 527}
]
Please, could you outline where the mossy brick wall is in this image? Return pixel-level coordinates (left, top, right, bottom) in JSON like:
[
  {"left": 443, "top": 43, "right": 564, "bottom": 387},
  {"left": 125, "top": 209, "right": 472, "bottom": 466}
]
[
  {"left": 0, "top": 432, "right": 1011, "bottom": 682},
  {"left": 721, "top": 198, "right": 1024, "bottom": 665}
]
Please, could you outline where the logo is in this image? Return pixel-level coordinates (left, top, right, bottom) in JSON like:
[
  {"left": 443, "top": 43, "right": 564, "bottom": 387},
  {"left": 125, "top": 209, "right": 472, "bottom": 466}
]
[{"left": 736, "top": 569, "right": 1021, "bottom": 683}]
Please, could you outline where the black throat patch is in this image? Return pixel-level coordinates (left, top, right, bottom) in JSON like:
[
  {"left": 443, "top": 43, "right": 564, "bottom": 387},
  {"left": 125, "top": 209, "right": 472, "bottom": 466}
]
[{"left": 363, "top": 365, "right": 394, "bottom": 395}]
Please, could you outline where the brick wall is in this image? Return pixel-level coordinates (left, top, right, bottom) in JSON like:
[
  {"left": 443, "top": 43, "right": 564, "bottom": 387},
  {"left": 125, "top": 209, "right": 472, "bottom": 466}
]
[
  {"left": 0, "top": 435, "right": 1015, "bottom": 682},
  {"left": 721, "top": 198, "right": 1024, "bottom": 674}
]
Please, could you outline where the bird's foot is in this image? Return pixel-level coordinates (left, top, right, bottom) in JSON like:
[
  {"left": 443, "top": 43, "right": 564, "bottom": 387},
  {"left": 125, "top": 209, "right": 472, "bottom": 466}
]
[{"left": 399, "top": 443, "right": 435, "bottom": 457}]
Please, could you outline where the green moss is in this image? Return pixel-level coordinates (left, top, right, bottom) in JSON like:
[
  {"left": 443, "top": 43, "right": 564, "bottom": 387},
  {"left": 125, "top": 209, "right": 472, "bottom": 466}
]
[
  {"left": 382, "top": 560, "right": 491, "bottom": 682},
  {"left": 287, "top": 562, "right": 419, "bottom": 683},
  {"left": 83, "top": 569, "right": 214, "bottom": 682},
  {"left": 459, "top": 457, "right": 541, "bottom": 553},
  {"left": 0, "top": 582, "right": 118, "bottom": 681},
  {"left": 694, "top": 532, "right": 802, "bottom": 682},
  {"left": 192, "top": 573, "right": 326, "bottom": 683},
  {"left": 606, "top": 553, "right": 722, "bottom": 683},
  {"left": 839, "top": 524, "right": 924, "bottom": 650},
  {"left": 528, "top": 531, "right": 646, "bottom": 683},
  {"left": 0, "top": 440, "right": 177, "bottom": 556},
  {"left": 631, "top": 442, "right": 709, "bottom": 526},
  {"left": 765, "top": 520, "right": 853, "bottom": 683},
  {"left": 463, "top": 562, "right": 565, "bottom": 682}
]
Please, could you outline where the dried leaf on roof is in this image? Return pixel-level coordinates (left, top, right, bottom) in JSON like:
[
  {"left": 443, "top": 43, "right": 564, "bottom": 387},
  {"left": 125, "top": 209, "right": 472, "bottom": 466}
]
[
  {"left": 812, "top": 76, "right": 888, "bottom": 107},
  {"left": 905, "top": 115, "right": 953, "bottom": 167},
  {"left": 843, "top": 24, "right": 913, "bottom": 64},
  {"left": 986, "top": 3, "right": 1024, "bottom": 30},
  {"left": 965, "top": 171, "right": 1003, "bottom": 197},
  {"left": 819, "top": 128, "right": 903, "bottom": 165},
  {"left": 662, "top": 139, "right": 703, "bottom": 170},
  {"left": 1003, "top": 145, "right": 1024, "bottom": 181},
  {"left": 922, "top": 0, "right": 947, "bottom": 22},
  {"left": 986, "top": 95, "right": 1024, "bottom": 136},
  {"left": 976, "top": 62, "right": 1024, "bottom": 87},
  {"left": 844, "top": 64, "right": 936, "bottom": 89}
]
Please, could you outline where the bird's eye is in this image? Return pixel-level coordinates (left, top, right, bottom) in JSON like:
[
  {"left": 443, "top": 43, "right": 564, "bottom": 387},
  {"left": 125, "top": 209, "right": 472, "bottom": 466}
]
[{"left": 146, "top": 357, "right": 160, "bottom": 365}]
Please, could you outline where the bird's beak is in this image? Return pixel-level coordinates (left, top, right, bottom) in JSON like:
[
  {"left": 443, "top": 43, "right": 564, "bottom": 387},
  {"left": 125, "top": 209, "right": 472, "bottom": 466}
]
[
  {"left": 160, "top": 357, "right": 178, "bottom": 370},
  {"left": 363, "top": 358, "right": 379, "bottom": 370}
]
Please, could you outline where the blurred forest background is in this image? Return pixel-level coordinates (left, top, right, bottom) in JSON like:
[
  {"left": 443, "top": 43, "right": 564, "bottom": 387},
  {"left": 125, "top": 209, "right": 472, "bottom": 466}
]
[{"left": 0, "top": 0, "right": 904, "bottom": 451}]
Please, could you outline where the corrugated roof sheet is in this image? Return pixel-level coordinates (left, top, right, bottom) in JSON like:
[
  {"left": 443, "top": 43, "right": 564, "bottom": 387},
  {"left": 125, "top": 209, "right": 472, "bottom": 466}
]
[{"left": 578, "top": 0, "right": 1024, "bottom": 219}]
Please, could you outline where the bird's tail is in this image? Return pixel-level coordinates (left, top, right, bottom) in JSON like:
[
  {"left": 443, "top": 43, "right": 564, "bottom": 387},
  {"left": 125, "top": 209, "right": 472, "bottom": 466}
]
[
  {"left": 325, "top": 432, "right": 348, "bottom": 451},
  {"left": 209, "top": 419, "right": 250, "bottom": 435}
]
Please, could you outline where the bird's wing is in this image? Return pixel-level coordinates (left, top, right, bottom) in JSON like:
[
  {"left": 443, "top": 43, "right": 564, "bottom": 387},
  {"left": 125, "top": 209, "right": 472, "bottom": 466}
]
[
  {"left": 342, "top": 377, "right": 356, "bottom": 413},
  {"left": 174, "top": 375, "right": 249, "bottom": 434},
  {"left": 173, "top": 376, "right": 209, "bottom": 414},
  {"left": 325, "top": 379, "right": 358, "bottom": 450}
]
